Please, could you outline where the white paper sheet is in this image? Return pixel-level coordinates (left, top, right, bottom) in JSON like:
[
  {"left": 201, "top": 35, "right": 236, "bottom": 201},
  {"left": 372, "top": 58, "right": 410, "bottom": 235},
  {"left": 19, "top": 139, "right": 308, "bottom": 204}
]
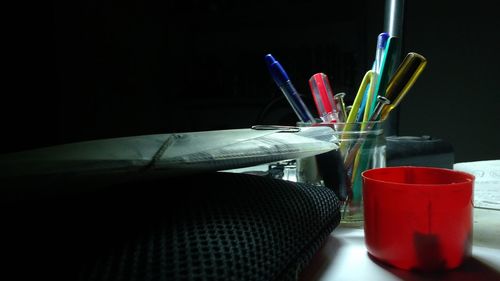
[{"left": 454, "top": 160, "right": 500, "bottom": 210}]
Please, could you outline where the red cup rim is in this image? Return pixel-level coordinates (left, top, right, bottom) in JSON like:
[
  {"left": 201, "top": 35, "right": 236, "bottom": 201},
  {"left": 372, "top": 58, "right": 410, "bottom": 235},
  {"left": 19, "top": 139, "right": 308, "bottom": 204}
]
[{"left": 361, "top": 166, "right": 475, "bottom": 189}]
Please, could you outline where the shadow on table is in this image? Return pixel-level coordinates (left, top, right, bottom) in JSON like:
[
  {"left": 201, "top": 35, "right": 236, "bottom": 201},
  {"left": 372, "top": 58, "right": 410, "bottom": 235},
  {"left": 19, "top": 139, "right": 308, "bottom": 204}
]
[
  {"left": 367, "top": 254, "right": 500, "bottom": 281},
  {"left": 298, "top": 235, "right": 344, "bottom": 281}
]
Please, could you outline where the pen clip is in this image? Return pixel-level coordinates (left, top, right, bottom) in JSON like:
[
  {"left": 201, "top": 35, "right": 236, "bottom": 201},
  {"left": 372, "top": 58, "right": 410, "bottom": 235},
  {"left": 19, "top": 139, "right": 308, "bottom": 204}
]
[{"left": 251, "top": 125, "right": 301, "bottom": 133}]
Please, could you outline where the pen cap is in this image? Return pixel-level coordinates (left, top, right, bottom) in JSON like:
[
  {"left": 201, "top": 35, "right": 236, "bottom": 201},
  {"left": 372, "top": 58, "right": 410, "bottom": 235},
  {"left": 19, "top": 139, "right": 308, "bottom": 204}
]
[
  {"left": 264, "top": 53, "right": 275, "bottom": 66},
  {"left": 264, "top": 54, "right": 289, "bottom": 86},
  {"left": 374, "top": 32, "right": 390, "bottom": 73},
  {"left": 377, "top": 32, "right": 390, "bottom": 49}
]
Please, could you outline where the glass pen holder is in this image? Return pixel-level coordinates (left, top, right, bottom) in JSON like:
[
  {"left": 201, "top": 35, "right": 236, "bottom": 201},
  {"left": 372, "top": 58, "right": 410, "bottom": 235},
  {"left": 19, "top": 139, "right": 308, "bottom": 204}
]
[{"left": 296, "top": 120, "right": 386, "bottom": 227}]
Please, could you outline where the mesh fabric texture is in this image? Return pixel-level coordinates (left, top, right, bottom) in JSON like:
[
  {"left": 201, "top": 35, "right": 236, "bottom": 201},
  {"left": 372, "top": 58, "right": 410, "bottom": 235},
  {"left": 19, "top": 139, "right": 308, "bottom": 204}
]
[{"left": 10, "top": 171, "right": 341, "bottom": 281}]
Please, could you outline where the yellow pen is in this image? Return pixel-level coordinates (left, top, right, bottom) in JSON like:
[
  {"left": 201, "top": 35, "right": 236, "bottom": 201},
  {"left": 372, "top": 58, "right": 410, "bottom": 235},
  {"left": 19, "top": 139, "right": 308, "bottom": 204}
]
[
  {"left": 340, "top": 70, "right": 377, "bottom": 199},
  {"left": 381, "top": 52, "right": 427, "bottom": 120},
  {"left": 345, "top": 70, "right": 377, "bottom": 123},
  {"left": 339, "top": 70, "right": 376, "bottom": 152}
]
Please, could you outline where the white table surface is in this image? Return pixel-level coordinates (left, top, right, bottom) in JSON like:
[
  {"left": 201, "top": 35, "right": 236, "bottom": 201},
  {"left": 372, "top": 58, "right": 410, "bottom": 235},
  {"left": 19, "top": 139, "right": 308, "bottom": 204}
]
[{"left": 299, "top": 208, "right": 500, "bottom": 281}]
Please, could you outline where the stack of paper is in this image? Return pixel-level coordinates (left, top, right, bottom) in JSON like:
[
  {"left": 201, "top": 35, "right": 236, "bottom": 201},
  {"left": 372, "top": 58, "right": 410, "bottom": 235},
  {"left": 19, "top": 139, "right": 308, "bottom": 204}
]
[{"left": 454, "top": 160, "right": 500, "bottom": 210}]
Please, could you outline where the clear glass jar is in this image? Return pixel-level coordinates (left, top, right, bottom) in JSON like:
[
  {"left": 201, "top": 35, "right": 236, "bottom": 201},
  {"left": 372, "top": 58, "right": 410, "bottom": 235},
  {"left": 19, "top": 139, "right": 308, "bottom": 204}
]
[{"left": 296, "top": 120, "right": 386, "bottom": 227}]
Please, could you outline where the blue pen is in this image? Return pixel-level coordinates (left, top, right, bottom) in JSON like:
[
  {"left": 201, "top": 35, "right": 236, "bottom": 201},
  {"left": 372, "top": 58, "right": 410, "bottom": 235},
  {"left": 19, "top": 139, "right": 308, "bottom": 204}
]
[
  {"left": 355, "top": 33, "right": 389, "bottom": 122},
  {"left": 265, "top": 54, "right": 315, "bottom": 123},
  {"left": 374, "top": 32, "right": 390, "bottom": 73},
  {"left": 355, "top": 84, "right": 370, "bottom": 122},
  {"left": 370, "top": 36, "right": 400, "bottom": 113}
]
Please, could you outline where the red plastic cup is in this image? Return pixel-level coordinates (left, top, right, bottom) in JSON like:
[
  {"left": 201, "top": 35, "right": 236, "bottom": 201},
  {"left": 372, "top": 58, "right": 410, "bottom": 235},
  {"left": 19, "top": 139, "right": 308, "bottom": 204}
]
[{"left": 362, "top": 166, "right": 474, "bottom": 271}]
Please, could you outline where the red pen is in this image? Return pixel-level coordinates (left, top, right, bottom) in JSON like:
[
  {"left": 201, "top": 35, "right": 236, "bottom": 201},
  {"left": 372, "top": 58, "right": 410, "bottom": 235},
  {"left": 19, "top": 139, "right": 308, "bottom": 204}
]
[{"left": 308, "top": 73, "right": 339, "bottom": 123}]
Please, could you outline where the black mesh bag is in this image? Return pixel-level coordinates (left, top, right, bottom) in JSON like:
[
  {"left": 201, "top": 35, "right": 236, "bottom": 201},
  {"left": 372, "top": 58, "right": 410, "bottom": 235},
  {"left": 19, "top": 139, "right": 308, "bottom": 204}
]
[{"left": 9, "top": 171, "right": 341, "bottom": 281}]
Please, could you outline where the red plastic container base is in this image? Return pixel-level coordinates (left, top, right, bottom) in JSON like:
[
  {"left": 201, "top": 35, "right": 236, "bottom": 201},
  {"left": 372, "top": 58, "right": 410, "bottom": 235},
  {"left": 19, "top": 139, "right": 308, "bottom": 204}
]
[{"left": 362, "top": 166, "right": 474, "bottom": 271}]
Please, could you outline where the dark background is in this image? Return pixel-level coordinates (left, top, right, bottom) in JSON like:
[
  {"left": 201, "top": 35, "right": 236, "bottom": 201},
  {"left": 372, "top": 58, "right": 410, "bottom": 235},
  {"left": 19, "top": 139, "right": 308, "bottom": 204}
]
[{"left": 3, "top": 0, "right": 499, "bottom": 162}]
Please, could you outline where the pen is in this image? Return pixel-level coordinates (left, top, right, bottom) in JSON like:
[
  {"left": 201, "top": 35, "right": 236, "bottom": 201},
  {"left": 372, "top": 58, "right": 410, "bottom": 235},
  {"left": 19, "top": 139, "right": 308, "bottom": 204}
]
[
  {"left": 374, "top": 32, "right": 390, "bottom": 73},
  {"left": 369, "top": 36, "right": 400, "bottom": 114},
  {"left": 345, "top": 70, "right": 376, "bottom": 124},
  {"left": 355, "top": 33, "right": 389, "bottom": 122},
  {"left": 339, "top": 70, "right": 376, "bottom": 153},
  {"left": 308, "top": 73, "right": 338, "bottom": 123},
  {"left": 355, "top": 84, "right": 370, "bottom": 122},
  {"left": 343, "top": 95, "right": 391, "bottom": 171},
  {"left": 348, "top": 94, "right": 389, "bottom": 201},
  {"left": 380, "top": 52, "right": 427, "bottom": 120},
  {"left": 265, "top": 54, "right": 315, "bottom": 123}
]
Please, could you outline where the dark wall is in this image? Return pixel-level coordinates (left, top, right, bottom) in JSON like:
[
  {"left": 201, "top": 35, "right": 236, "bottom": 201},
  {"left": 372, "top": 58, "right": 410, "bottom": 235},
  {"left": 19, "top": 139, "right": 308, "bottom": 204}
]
[
  {"left": 3, "top": 0, "right": 379, "bottom": 153},
  {"left": 3, "top": 0, "right": 498, "bottom": 162},
  {"left": 400, "top": 1, "right": 500, "bottom": 162}
]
